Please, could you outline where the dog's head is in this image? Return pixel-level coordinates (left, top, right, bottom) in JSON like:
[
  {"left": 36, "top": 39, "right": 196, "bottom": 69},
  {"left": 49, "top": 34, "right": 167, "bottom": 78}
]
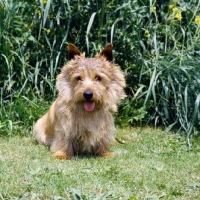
[{"left": 56, "top": 44, "right": 126, "bottom": 113}]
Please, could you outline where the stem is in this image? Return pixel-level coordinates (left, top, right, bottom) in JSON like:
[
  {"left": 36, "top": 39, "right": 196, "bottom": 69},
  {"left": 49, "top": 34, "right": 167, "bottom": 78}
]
[{"left": 98, "top": 0, "right": 106, "bottom": 44}]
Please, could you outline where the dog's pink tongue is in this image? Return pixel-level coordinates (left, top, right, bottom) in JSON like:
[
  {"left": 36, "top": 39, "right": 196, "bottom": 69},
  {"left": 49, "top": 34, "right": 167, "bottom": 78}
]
[{"left": 84, "top": 101, "right": 95, "bottom": 111}]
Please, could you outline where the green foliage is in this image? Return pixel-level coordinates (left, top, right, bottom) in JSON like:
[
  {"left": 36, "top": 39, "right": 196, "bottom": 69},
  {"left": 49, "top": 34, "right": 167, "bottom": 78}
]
[
  {"left": 0, "top": 95, "right": 49, "bottom": 136},
  {"left": 143, "top": 54, "right": 200, "bottom": 139},
  {"left": 135, "top": 0, "right": 200, "bottom": 140},
  {"left": 0, "top": 0, "right": 71, "bottom": 99},
  {"left": 0, "top": 0, "right": 200, "bottom": 139}
]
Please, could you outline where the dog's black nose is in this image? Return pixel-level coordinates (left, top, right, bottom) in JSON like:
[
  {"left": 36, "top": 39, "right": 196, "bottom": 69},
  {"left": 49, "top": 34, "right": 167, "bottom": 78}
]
[{"left": 83, "top": 89, "right": 93, "bottom": 100}]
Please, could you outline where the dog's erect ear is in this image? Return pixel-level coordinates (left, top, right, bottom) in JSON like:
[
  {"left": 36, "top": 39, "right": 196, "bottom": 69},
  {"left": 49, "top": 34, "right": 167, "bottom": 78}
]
[
  {"left": 100, "top": 43, "right": 113, "bottom": 62},
  {"left": 68, "top": 43, "right": 81, "bottom": 60}
]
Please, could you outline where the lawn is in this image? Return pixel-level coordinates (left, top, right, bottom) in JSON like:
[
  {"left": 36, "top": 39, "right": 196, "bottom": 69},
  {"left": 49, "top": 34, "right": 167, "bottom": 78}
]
[{"left": 0, "top": 127, "right": 200, "bottom": 199}]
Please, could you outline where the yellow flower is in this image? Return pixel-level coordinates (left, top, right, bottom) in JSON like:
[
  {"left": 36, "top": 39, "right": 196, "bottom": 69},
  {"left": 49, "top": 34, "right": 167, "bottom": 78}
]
[
  {"left": 144, "top": 30, "right": 150, "bottom": 38},
  {"left": 43, "top": 0, "right": 47, "bottom": 4},
  {"left": 0, "top": 5, "right": 5, "bottom": 10},
  {"left": 173, "top": 0, "right": 179, "bottom": 3},
  {"left": 151, "top": 6, "right": 156, "bottom": 14},
  {"left": 173, "top": 7, "right": 179, "bottom": 14},
  {"left": 46, "top": 29, "right": 50, "bottom": 34},
  {"left": 174, "top": 13, "right": 182, "bottom": 20},
  {"left": 169, "top": 4, "right": 174, "bottom": 10},
  {"left": 49, "top": 14, "right": 54, "bottom": 19},
  {"left": 172, "top": 7, "right": 182, "bottom": 20},
  {"left": 25, "top": 24, "right": 28, "bottom": 28},
  {"left": 183, "top": 6, "right": 187, "bottom": 12},
  {"left": 36, "top": 9, "right": 41, "bottom": 15},
  {"left": 194, "top": 16, "right": 200, "bottom": 25}
]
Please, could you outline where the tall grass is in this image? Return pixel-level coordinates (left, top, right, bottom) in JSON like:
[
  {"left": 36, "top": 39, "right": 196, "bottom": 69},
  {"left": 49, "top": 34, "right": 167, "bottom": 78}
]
[
  {"left": 114, "top": 0, "right": 200, "bottom": 143},
  {"left": 0, "top": 0, "right": 71, "bottom": 100},
  {"left": 0, "top": 0, "right": 200, "bottom": 140},
  {"left": 137, "top": 0, "right": 200, "bottom": 142}
]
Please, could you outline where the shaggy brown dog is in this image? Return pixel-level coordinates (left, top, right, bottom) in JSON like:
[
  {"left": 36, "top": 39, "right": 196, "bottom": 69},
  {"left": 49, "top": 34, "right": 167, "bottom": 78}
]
[{"left": 34, "top": 43, "right": 126, "bottom": 159}]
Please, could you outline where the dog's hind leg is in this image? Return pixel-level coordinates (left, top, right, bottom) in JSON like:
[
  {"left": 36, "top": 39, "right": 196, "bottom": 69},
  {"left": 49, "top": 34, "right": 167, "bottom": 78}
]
[
  {"left": 93, "top": 143, "right": 114, "bottom": 158},
  {"left": 33, "top": 113, "right": 54, "bottom": 146}
]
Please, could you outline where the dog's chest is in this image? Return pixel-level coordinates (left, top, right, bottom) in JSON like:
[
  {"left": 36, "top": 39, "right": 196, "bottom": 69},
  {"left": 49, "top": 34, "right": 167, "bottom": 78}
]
[{"left": 71, "top": 129, "right": 98, "bottom": 153}]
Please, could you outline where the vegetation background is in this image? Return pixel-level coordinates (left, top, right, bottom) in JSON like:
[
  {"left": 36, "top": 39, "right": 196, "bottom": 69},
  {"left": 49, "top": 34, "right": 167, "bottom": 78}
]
[{"left": 0, "top": 0, "right": 200, "bottom": 142}]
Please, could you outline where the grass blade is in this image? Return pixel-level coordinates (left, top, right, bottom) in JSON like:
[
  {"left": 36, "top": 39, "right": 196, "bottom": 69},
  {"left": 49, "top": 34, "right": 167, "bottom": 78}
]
[
  {"left": 86, "top": 12, "right": 97, "bottom": 53},
  {"left": 43, "top": 0, "right": 51, "bottom": 27},
  {"left": 111, "top": 18, "right": 120, "bottom": 44},
  {"left": 144, "top": 67, "right": 157, "bottom": 106}
]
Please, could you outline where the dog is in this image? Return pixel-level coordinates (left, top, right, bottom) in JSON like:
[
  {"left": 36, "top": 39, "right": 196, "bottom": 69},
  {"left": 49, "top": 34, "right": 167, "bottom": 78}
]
[{"left": 33, "top": 43, "right": 126, "bottom": 159}]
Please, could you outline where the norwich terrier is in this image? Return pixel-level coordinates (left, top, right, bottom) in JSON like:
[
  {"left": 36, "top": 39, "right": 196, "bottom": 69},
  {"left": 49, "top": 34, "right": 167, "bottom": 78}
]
[{"left": 34, "top": 43, "right": 126, "bottom": 159}]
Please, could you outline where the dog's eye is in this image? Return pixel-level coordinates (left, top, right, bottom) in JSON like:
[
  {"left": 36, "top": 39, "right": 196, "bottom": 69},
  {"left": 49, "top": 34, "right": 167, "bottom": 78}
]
[
  {"left": 76, "top": 76, "right": 82, "bottom": 81},
  {"left": 95, "top": 76, "right": 102, "bottom": 81}
]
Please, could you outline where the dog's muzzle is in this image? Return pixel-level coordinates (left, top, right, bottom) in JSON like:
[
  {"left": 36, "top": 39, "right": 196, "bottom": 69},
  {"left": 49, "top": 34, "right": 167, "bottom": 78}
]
[{"left": 83, "top": 89, "right": 95, "bottom": 111}]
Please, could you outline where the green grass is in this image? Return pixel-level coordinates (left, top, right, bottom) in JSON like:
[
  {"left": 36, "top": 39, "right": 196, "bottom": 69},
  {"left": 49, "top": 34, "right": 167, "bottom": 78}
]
[{"left": 0, "top": 127, "right": 200, "bottom": 199}]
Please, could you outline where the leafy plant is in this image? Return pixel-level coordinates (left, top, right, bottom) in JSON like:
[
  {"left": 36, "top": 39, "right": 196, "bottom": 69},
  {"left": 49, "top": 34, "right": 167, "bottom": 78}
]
[
  {"left": 0, "top": 95, "right": 49, "bottom": 136},
  {"left": 136, "top": 0, "right": 200, "bottom": 141},
  {"left": 0, "top": 0, "right": 200, "bottom": 139}
]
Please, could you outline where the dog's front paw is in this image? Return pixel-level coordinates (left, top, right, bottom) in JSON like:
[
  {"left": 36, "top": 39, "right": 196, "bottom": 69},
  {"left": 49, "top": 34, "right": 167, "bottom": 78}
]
[{"left": 53, "top": 152, "right": 72, "bottom": 160}]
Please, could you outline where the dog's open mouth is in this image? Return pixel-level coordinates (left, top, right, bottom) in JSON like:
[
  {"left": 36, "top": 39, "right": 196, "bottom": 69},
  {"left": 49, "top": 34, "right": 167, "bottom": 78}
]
[{"left": 84, "top": 100, "right": 95, "bottom": 112}]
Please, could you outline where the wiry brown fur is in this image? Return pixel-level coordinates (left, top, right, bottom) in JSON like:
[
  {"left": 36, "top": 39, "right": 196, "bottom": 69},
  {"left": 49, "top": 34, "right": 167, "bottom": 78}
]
[{"left": 34, "top": 43, "right": 126, "bottom": 159}]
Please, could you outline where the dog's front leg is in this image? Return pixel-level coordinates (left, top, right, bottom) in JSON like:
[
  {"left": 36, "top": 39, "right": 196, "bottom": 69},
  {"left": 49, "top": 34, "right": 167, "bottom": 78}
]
[{"left": 50, "top": 138, "right": 74, "bottom": 160}]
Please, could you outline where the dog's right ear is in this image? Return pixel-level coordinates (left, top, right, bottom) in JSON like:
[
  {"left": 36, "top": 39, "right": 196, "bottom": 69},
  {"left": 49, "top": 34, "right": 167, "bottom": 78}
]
[
  {"left": 100, "top": 43, "right": 113, "bottom": 62},
  {"left": 68, "top": 43, "right": 81, "bottom": 60}
]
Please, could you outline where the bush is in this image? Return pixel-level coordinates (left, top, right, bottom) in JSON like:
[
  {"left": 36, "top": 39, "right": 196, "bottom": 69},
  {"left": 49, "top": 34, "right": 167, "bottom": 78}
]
[
  {"left": 0, "top": 0, "right": 200, "bottom": 140},
  {"left": 136, "top": 0, "right": 200, "bottom": 141}
]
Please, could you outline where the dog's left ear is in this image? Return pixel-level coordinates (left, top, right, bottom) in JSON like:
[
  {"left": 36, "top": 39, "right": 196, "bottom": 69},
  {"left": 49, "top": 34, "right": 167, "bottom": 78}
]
[
  {"left": 68, "top": 43, "right": 81, "bottom": 60},
  {"left": 100, "top": 43, "right": 113, "bottom": 62}
]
